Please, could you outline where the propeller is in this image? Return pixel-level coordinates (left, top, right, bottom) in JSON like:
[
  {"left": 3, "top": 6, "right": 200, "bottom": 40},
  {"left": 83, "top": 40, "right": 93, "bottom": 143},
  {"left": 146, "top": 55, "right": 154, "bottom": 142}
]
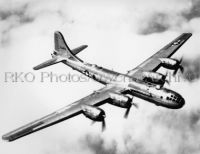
[
  {"left": 90, "top": 114, "right": 106, "bottom": 131},
  {"left": 132, "top": 102, "right": 139, "bottom": 108},
  {"left": 124, "top": 100, "right": 139, "bottom": 119},
  {"left": 163, "top": 71, "right": 170, "bottom": 85},
  {"left": 173, "top": 57, "right": 184, "bottom": 76},
  {"left": 124, "top": 106, "right": 131, "bottom": 119},
  {"left": 91, "top": 120, "right": 106, "bottom": 132},
  {"left": 102, "top": 119, "right": 106, "bottom": 132},
  {"left": 165, "top": 79, "right": 170, "bottom": 85}
]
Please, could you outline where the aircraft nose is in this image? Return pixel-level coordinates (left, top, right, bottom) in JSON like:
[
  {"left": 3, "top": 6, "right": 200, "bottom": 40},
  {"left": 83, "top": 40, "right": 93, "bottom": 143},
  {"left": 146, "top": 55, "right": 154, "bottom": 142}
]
[{"left": 177, "top": 96, "right": 185, "bottom": 108}]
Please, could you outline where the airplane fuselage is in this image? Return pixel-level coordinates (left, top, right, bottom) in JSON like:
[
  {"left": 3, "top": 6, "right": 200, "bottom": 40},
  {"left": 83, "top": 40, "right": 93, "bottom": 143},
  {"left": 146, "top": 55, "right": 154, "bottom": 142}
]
[{"left": 63, "top": 58, "right": 185, "bottom": 109}]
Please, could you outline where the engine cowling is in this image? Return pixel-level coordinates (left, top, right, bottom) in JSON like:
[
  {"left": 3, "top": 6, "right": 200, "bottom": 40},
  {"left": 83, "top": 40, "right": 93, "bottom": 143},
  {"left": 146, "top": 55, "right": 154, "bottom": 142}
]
[
  {"left": 109, "top": 93, "right": 132, "bottom": 108},
  {"left": 159, "top": 58, "right": 178, "bottom": 69},
  {"left": 159, "top": 58, "right": 184, "bottom": 76},
  {"left": 81, "top": 105, "right": 105, "bottom": 121},
  {"left": 143, "top": 71, "right": 166, "bottom": 85}
]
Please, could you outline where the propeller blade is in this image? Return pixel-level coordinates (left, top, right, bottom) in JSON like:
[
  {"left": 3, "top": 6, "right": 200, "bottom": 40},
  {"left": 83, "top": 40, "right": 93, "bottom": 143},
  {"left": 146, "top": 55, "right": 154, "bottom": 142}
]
[
  {"left": 165, "top": 71, "right": 168, "bottom": 77},
  {"left": 179, "top": 65, "right": 184, "bottom": 73},
  {"left": 91, "top": 121, "right": 96, "bottom": 125},
  {"left": 124, "top": 107, "right": 131, "bottom": 119},
  {"left": 165, "top": 79, "right": 170, "bottom": 85},
  {"left": 102, "top": 119, "right": 106, "bottom": 132},
  {"left": 163, "top": 72, "right": 170, "bottom": 85},
  {"left": 178, "top": 56, "right": 184, "bottom": 73},
  {"left": 173, "top": 68, "right": 179, "bottom": 76},
  {"left": 132, "top": 102, "right": 139, "bottom": 108},
  {"left": 179, "top": 56, "right": 183, "bottom": 64}
]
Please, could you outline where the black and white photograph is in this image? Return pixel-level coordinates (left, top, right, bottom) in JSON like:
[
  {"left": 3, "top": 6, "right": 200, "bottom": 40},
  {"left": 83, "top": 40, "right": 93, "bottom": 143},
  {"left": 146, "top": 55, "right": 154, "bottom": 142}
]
[{"left": 1, "top": 0, "right": 200, "bottom": 154}]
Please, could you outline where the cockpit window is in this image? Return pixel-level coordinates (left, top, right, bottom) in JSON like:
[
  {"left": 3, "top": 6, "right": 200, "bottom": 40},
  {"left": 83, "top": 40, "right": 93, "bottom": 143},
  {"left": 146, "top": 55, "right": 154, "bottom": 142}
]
[{"left": 167, "top": 96, "right": 173, "bottom": 101}]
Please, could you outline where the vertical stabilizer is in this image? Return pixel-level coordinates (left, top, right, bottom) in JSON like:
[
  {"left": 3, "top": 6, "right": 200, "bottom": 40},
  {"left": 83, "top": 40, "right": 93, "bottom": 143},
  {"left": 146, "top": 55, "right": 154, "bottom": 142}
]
[
  {"left": 54, "top": 31, "right": 82, "bottom": 62},
  {"left": 54, "top": 31, "right": 70, "bottom": 54}
]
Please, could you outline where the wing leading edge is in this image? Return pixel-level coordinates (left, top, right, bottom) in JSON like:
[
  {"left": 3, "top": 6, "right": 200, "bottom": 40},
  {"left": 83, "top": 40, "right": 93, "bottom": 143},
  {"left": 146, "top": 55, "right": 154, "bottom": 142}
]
[
  {"left": 2, "top": 85, "right": 124, "bottom": 142},
  {"left": 127, "top": 33, "right": 192, "bottom": 79}
]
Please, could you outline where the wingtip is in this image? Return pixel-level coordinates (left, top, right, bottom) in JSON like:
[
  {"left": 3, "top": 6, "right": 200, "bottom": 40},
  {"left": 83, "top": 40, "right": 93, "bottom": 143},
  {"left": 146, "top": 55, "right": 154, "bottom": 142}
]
[
  {"left": 33, "top": 67, "right": 38, "bottom": 70},
  {"left": 185, "top": 33, "right": 192, "bottom": 36},
  {"left": 2, "top": 134, "right": 11, "bottom": 142},
  {"left": 84, "top": 45, "right": 88, "bottom": 48}
]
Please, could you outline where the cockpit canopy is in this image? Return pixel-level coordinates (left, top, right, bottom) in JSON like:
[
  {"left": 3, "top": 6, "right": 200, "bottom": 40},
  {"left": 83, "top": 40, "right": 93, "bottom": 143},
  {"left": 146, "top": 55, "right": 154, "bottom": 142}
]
[{"left": 162, "top": 88, "right": 183, "bottom": 103}]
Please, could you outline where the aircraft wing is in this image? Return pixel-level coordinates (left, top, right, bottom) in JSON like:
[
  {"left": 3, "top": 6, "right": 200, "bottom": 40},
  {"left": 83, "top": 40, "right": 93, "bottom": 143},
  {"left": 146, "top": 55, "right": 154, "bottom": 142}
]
[
  {"left": 2, "top": 85, "right": 124, "bottom": 142},
  {"left": 127, "top": 33, "right": 192, "bottom": 79}
]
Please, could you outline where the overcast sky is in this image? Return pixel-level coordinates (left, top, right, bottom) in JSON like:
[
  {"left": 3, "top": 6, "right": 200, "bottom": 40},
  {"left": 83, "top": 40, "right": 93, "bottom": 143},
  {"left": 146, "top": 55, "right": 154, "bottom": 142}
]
[{"left": 1, "top": 0, "right": 200, "bottom": 154}]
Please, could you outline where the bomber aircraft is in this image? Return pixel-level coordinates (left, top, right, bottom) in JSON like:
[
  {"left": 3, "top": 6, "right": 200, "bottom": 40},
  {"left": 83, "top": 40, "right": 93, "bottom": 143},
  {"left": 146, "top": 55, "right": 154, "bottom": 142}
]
[{"left": 2, "top": 31, "right": 192, "bottom": 142}]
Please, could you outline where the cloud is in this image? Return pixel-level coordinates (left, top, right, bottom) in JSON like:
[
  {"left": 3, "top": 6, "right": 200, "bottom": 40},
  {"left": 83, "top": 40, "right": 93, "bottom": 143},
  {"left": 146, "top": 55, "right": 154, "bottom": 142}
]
[
  {"left": 135, "top": 0, "right": 200, "bottom": 35},
  {"left": 149, "top": 109, "right": 200, "bottom": 154},
  {"left": 181, "top": 56, "right": 200, "bottom": 82},
  {"left": 0, "top": 3, "right": 34, "bottom": 46},
  {"left": 80, "top": 134, "right": 118, "bottom": 154},
  {"left": 0, "top": 4, "right": 33, "bottom": 24},
  {"left": 182, "top": 0, "right": 200, "bottom": 20},
  {"left": 137, "top": 12, "right": 170, "bottom": 35}
]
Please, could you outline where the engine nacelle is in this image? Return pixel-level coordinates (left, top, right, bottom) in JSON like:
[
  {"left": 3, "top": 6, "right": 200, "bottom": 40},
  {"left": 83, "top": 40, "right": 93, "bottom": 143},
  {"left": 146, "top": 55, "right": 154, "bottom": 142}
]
[
  {"left": 143, "top": 71, "right": 166, "bottom": 85},
  {"left": 109, "top": 93, "right": 132, "bottom": 108},
  {"left": 159, "top": 58, "right": 178, "bottom": 69},
  {"left": 81, "top": 105, "right": 105, "bottom": 121}
]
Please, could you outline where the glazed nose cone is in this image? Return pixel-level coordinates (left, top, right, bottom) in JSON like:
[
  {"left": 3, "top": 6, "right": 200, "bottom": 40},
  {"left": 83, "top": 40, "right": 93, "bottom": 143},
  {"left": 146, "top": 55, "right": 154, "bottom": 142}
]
[{"left": 178, "top": 96, "right": 185, "bottom": 108}]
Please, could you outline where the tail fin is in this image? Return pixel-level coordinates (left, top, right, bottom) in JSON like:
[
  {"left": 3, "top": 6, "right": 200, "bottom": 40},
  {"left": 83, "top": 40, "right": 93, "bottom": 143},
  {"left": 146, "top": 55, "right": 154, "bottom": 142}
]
[
  {"left": 33, "top": 31, "right": 88, "bottom": 70},
  {"left": 54, "top": 31, "right": 71, "bottom": 56},
  {"left": 54, "top": 31, "right": 84, "bottom": 62}
]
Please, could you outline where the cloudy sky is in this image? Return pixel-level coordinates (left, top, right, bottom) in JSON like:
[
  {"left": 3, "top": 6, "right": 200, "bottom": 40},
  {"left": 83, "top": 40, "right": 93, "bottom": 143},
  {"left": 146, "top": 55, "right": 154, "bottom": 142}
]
[{"left": 1, "top": 0, "right": 200, "bottom": 154}]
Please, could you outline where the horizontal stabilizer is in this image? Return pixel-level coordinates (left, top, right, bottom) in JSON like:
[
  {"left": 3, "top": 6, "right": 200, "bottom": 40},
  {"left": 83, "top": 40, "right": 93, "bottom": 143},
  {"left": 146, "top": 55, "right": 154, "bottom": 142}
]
[
  {"left": 71, "top": 45, "right": 88, "bottom": 55},
  {"left": 33, "top": 57, "right": 65, "bottom": 70}
]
